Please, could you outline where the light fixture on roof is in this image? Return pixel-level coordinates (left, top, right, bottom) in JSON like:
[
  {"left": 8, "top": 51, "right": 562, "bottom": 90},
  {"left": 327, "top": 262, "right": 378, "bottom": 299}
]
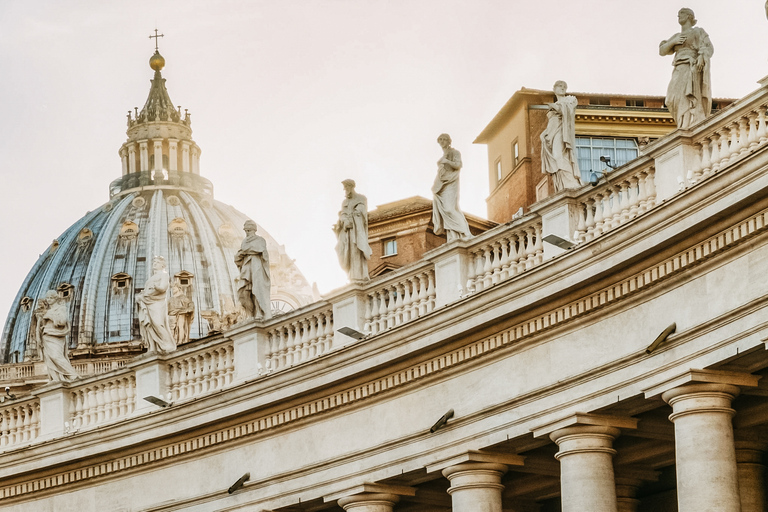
[
  {"left": 589, "top": 155, "right": 618, "bottom": 187},
  {"left": 542, "top": 234, "right": 575, "bottom": 251},
  {"left": 143, "top": 395, "right": 172, "bottom": 408},
  {"left": 430, "top": 409, "right": 455, "bottom": 433},
  {"left": 228, "top": 473, "right": 250, "bottom": 494},
  {"left": 646, "top": 323, "right": 677, "bottom": 354},
  {"left": 337, "top": 327, "right": 366, "bottom": 340}
]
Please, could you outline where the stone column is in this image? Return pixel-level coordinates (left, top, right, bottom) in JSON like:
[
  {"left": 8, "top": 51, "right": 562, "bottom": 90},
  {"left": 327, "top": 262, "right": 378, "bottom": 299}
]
[
  {"left": 551, "top": 425, "right": 620, "bottom": 512},
  {"left": 615, "top": 477, "right": 643, "bottom": 512},
  {"left": 181, "top": 141, "right": 190, "bottom": 173},
  {"left": 662, "top": 383, "right": 741, "bottom": 512},
  {"left": 153, "top": 138, "right": 164, "bottom": 173},
  {"left": 128, "top": 145, "right": 137, "bottom": 174},
  {"left": 735, "top": 439, "right": 767, "bottom": 512},
  {"left": 120, "top": 147, "right": 128, "bottom": 176},
  {"left": 337, "top": 493, "right": 399, "bottom": 512},
  {"left": 191, "top": 145, "right": 201, "bottom": 175},
  {"left": 442, "top": 462, "right": 507, "bottom": 512},
  {"left": 139, "top": 140, "right": 149, "bottom": 172},
  {"left": 168, "top": 138, "right": 178, "bottom": 171}
]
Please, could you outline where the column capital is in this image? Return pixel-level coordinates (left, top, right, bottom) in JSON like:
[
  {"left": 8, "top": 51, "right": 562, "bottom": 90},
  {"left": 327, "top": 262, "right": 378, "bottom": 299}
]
[
  {"left": 643, "top": 369, "right": 760, "bottom": 399},
  {"left": 426, "top": 449, "right": 524, "bottom": 474},
  {"left": 324, "top": 483, "right": 415, "bottom": 508},
  {"left": 532, "top": 412, "right": 637, "bottom": 439}
]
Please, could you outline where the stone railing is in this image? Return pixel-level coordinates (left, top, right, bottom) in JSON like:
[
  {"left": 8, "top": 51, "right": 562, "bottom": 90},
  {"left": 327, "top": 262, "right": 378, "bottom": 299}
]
[
  {"left": 69, "top": 375, "right": 136, "bottom": 429},
  {"left": 0, "top": 398, "right": 40, "bottom": 449},
  {"left": 364, "top": 268, "right": 435, "bottom": 336},
  {"left": 689, "top": 101, "right": 768, "bottom": 183},
  {"left": 0, "top": 363, "right": 42, "bottom": 381},
  {"left": 72, "top": 359, "right": 130, "bottom": 377},
  {"left": 573, "top": 163, "right": 657, "bottom": 243},
  {"left": 466, "top": 218, "right": 544, "bottom": 294},
  {"left": 167, "top": 342, "right": 235, "bottom": 402},
  {"left": 265, "top": 307, "right": 334, "bottom": 373}
]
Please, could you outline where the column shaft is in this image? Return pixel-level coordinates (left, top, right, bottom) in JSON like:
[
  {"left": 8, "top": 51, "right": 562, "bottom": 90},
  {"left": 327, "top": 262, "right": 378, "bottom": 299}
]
[{"left": 442, "top": 462, "right": 507, "bottom": 512}]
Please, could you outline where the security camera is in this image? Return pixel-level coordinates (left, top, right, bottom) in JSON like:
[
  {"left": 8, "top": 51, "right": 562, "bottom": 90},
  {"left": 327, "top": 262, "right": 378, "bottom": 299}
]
[
  {"left": 599, "top": 155, "right": 611, "bottom": 164},
  {"left": 4, "top": 387, "right": 9, "bottom": 393}
]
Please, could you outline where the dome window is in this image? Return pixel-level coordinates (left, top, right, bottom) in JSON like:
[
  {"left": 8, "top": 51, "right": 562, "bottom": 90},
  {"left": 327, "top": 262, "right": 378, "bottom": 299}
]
[
  {"left": 168, "top": 218, "right": 188, "bottom": 238},
  {"left": 57, "top": 283, "right": 74, "bottom": 299},
  {"left": 19, "top": 297, "right": 32, "bottom": 312},
  {"left": 119, "top": 221, "right": 139, "bottom": 240},
  {"left": 131, "top": 197, "right": 146, "bottom": 208},
  {"left": 111, "top": 273, "right": 132, "bottom": 294},
  {"left": 174, "top": 271, "right": 194, "bottom": 290},
  {"left": 167, "top": 195, "right": 181, "bottom": 206}
]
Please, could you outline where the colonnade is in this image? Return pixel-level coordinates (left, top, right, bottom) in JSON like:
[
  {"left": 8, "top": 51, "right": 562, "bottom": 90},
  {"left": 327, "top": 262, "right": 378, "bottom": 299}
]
[{"left": 328, "top": 370, "right": 766, "bottom": 512}]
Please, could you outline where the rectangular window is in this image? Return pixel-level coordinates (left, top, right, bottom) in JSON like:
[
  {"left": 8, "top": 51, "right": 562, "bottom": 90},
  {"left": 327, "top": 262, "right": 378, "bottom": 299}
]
[
  {"left": 495, "top": 158, "right": 502, "bottom": 183},
  {"left": 589, "top": 97, "right": 610, "bottom": 106},
  {"left": 626, "top": 99, "right": 645, "bottom": 107},
  {"left": 575, "top": 137, "right": 639, "bottom": 183},
  {"left": 512, "top": 141, "right": 520, "bottom": 168},
  {"left": 383, "top": 239, "right": 397, "bottom": 256}
]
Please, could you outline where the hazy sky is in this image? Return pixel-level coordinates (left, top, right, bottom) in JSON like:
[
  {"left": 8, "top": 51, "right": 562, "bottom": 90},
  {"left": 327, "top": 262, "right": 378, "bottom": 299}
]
[{"left": 0, "top": 0, "right": 766, "bottom": 322}]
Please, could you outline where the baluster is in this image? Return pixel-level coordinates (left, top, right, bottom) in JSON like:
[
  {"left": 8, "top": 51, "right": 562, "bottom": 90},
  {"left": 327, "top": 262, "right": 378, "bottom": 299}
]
[
  {"left": 628, "top": 176, "right": 640, "bottom": 219},
  {"left": 126, "top": 378, "right": 136, "bottom": 414},
  {"left": 300, "top": 319, "right": 311, "bottom": 361},
  {"left": 698, "top": 138, "right": 711, "bottom": 177},
  {"left": 757, "top": 106, "right": 768, "bottom": 143},
  {"left": 472, "top": 250, "right": 484, "bottom": 292},
  {"left": 108, "top": 382, "right": 119, "bottom": 420},
  {"left": 709, "top": 131, "right": 721, "bottom": 172},
  {"left": 481, "top": 246, "right": 493, "bottom": 289},
  {"left": 22, "top": 405, "right": 31, "bottom": 441},
  {"left": 363, "top": 294, "right": 373, "bottom": 334},
  {"left": 490, "top": 242, "right": 502, "bottom": 285},
  {"left": 417, "top": 274, "right": 428, "bottom": 316},
  {"left": 592, "top": 193, "right": 605, "bottom": 237},
  {"left": 170, "top": 361, "right": 181, "bottom": 400},
  {"left": 285, "top": 324, "right": 296, "bottom": 366},
  {"left": 718, "top": 129, "right": 730, "bottom": 166},
  {"left": 73, "top": 390, "right": 84, "bottom": 428},
  {"left": 277, "top": 327, "right": 288, "bottom": 369},
  {"left": 203, "top": 353, "right": 214, "bottom": 392},
  {"left": 394, "top": 283, "right": 405, "bottom": 326},
  {"left": 610, "top": 185, "right": 622, "bottom": 226},
  {"left": 385, "top": 286, "right": 397, "bottom": 329},
  {"left": 508, "top": 234, "right": 522, "bottom": 275},
  {"left": 323, "top": 312, "right": 334, "bottom": 353},
  {"left": 726, "top": 121, "right": 739, "bottom": 162},
  {"left": 224, "top": 344, "right": 236, "bottom": 385},
  {"left": 378, "top": 288, "right": 389, "bottom": 332},
  {"left": 523, "top": 228, "right": 535, "bottom": 269},
  {"left": 575, "top": 203, "right": 588, "bottom": 242},
  {"left": 408, "top": 277, "right": 420, "bottom": 320},
  {"left": 645, "top": 168, "right": 657, "bottom": 208},
  {"left": 533, "top": 224, "right": 544, "bottom": 265},
  {"left": 307, "top": 315, "right": 319, "bottom": 358},
  {"left": 401, "top": 280, "right": 412, "bottom": 324},
  {"left": 619, "top": 181, "right": 631, "bottom": 224},
  {"left": 499, "top": 237, "right": 511, "bottom": 281},
  {"left": 31, "top": 404, "right": 40, "bottom": 438},
  {"left": 584, "top": 199, "right": 596, "bottom": 241},
  {"left": 118, "top": 379, "right": 128, "bottom": 418},
  {"left": 0, "top": 409, "right": 9, "bottom": 447},
  {"left": 8, "top": 408, "right": 18, "bottom": 445},
  {"left": 426, "top": 272, "right": 436, "bottom": 312},
  {"left": 738, "top": 117, "right": 749, "bottom": 155},
  {"left": 748, "top": 111, "right": 759, "bottom": 150}
]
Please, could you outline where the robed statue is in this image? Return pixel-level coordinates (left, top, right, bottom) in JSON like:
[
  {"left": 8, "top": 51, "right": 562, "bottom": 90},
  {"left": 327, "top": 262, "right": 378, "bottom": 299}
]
[
  {"left": 168, "top": 284, "right": 194, "bottom": 347},
  {"left": 334, "top": 179, "right": 372, "bottom": 282},
  {"left": 136, "top": 256, "right": 176, "bottom": 354},
  {"left": 541, "top": 80, "right": 582, "bottom": 192},
  {"left": 659, "top": 8, "right": 713, "bottom": 129},
  {"left": 35, "top": 290, "right": 79, "bottom": 382},
  {"left": 432, "top": 134, "right": 472, "bottom": 242},
  {"left": 234, "top": 220, "right": 272, "bottom": 320}
]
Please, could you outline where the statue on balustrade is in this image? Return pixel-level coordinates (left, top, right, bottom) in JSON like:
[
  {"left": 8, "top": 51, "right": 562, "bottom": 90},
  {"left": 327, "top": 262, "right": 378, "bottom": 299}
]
[
  {"left": 659, "top": 7, "right": 713, "bottom": 129},
  {"left": 540, "top": 81, "right": 582, "bottom": 192},
  {"left": 136, "top": 256, "right": 177, "bottom": 354},
  {"left": 168, "top": 284, "right": 194, "bottom": 346},
  {"left": 234, "top": 220, "right": 272, "bottom": 321},
  {"left": 432, "top": 133, "right": 472, "bottom": 242},
  {"left": 34, "top": 290, "right": 79, "bottom": 383},
  {"left": 333, "top": 179, "right": 372, "bottom": 283}
]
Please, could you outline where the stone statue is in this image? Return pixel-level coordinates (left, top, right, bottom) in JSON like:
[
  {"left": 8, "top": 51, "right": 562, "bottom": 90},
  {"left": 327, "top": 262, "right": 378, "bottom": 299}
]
[
  {"left": 168, "top": 285, "right": 194, "bottom": 346},
  {"left": 333, "top": 179, "right": 372, "bottom": 282},
  {"left": 136, "top": 256, "right": 176, "bottom": 354},
  {"left": 35, "top": 291, "right": 79, "bottom": 383},
  {"left": 234, "top": 220, "right": 272, "bottom": 321},
  {"left": 540, "top": 81, "right": 582, "bottom": 192},
  {"left": 432, "top": 134, "right": 472, "bottom": 242},
  {"left": 659, "top": 8, "right": 713, "bottom": 129}
]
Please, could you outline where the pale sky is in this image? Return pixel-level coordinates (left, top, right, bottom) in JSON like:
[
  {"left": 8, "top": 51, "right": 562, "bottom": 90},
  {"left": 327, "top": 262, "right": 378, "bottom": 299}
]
[{"left": 0, "top": 0, "right": 766, "bottom": 323}]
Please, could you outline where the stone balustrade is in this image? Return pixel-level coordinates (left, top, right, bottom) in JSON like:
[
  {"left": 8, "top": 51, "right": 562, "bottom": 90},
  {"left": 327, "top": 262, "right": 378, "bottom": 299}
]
[
  {"left": 364, "top": 268, "right": 436, "bottom": 336},
  {"left": 69, "top": 376, "right": 136, "bottom": 429},
  {"left": 167, "top": 342, "right": 235, "bottom": 401},
  {"left": 690, "top": 102, "right": 768, "bottom": 183},
  {"left": 0, "top": 398, "right": 40, "bottom": 448},
  {"left": 573, "top": 164, "right": 657, "bottom": 244},
  {"left": 0, "top": 363, "right": 41, "bottom": 381},
  {"left": 266, "top": 308, "right": 333, "bottom": 373},
  {"left": 72, "top": 359, "right": 130, "bottom": 377},
  {"left": 465, "top": 219, "right": 544, "bottom": 294}
]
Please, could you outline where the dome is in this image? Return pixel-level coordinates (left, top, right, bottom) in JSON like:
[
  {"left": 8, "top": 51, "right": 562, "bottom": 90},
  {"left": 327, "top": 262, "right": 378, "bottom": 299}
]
[{"left": 0, "top": 51, "right": 315, "bottom": 363}]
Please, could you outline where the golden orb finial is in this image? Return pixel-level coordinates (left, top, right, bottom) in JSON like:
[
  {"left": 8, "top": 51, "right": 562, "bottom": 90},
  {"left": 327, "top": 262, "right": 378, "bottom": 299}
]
[{"left": 149, "top": 50, "right": 165, "bottom": 71}]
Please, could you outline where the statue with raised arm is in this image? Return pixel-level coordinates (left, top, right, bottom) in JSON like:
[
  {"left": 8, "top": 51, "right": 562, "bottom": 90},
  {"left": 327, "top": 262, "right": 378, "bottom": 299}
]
[
  {"left": 541, "top": 80, "right": 582, "bottom": 192},
  {"left": 432, "top": 133, "right": 472, "bottom": 242},
  {"left": 168, "top": 284, "right": 194, "bottom": 347},
  {"left": 234, "top": 220, "right": 272, "bottom": 320},
  {"left": 659, "top": 7, "right": 713, "bottom": 129},
  {"left": 334, "top": 179, "right": 372, "bottom": 282},
  {"left": 136, "top": 256, "right": 176, "bottom": 354},
  {"left": 36, "top": 290, "right": 79, "bottom": 383}
]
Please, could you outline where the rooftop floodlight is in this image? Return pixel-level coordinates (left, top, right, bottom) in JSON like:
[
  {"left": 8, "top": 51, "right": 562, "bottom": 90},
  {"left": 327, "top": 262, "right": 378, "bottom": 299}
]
[
  {"left": 143, "top": 395, "right": 172, "bottom": 408},
  {"left": 4, "top": 387, "right": 16, "bottom": 401},
  {"left": 646, "top": 323, "right": 677, "bottom": 354},
  {"left": 430, "top": 409, "right": 455, "bottom": 433},
  {"left": 337, "top": 326, "right": 366, "bottom": 340},
  {"left": 542, "top": 234, "right": 575, "bottom": 250},
  {"left": 228, "top": 472, "right": 250, "bottom": 494}
]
